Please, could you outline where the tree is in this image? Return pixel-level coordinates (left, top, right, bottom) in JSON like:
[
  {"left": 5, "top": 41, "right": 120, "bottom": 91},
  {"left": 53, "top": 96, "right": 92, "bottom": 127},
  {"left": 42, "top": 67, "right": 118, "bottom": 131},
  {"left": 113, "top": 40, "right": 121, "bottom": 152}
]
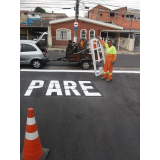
[{"left": 34, "top": 7, "right": 46, "bottom": 13}]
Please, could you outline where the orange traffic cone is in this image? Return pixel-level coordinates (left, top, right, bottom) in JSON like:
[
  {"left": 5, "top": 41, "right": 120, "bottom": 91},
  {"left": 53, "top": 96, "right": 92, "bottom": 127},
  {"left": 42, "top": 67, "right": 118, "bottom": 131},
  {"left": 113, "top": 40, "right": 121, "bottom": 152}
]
[{"left": 20, "top": 108, "right": 49, "bottom": 160}]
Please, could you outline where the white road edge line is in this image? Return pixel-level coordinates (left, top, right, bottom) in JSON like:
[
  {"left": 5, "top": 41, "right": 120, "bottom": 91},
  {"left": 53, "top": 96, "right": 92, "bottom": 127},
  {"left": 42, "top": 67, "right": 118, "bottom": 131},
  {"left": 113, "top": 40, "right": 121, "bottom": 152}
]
[{"left": 20, "top": 69, "right": 140, "bottom": 74}]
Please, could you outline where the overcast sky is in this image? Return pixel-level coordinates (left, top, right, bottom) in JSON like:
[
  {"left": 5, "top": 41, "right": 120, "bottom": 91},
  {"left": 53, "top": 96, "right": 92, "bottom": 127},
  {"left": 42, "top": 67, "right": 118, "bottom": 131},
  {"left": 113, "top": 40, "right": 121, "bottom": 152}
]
[{"left": 20, "top": 0, "right": 140, "bottom": 17}]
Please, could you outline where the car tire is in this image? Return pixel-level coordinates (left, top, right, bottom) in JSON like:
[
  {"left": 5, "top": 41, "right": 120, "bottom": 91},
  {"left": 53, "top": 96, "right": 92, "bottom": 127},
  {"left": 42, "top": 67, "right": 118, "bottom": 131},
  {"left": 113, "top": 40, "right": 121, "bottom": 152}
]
[
  {"left": 31, "top": 60, "right": 42, "bottom": 69},
  {"left": 81, "top": 61, "right": 91, "bottom": 70}
]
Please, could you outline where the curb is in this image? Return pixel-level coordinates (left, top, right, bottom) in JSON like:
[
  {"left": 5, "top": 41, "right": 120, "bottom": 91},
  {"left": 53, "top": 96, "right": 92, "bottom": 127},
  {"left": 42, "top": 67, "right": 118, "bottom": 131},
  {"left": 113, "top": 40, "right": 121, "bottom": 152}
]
[
  {"left": 47, "top": 48, "right": 140, "bottom": 55},
  {"left": 47, "top": 48, "right": 66, "bottom": 51}
]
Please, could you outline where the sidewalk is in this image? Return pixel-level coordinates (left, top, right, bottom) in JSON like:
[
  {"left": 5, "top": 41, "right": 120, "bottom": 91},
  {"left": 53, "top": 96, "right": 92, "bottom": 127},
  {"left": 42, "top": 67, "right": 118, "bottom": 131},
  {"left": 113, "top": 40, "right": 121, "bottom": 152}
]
[
  {"left": 47, "top": 47, "right": 140, "bottom": 55},
  {"left": 117, "top": 50, "right": 140, "bottom": 55}
]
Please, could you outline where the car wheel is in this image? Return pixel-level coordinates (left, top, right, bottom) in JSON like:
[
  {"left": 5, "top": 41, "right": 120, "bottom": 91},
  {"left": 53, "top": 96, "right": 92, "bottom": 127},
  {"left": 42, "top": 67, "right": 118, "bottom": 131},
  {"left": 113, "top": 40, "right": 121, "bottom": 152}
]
[
  {"left": 81, "top": 61, "right": 91, "bottom": 70},
  {"left": 31, "top": 60, "right": 42, "bottom": 69}
]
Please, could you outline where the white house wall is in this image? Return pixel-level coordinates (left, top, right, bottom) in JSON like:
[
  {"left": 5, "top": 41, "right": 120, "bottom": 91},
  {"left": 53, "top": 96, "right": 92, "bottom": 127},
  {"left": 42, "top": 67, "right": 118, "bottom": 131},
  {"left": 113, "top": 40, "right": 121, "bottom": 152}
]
[{"left": 119, "top": 37, "right": 134, "bottom": 51}]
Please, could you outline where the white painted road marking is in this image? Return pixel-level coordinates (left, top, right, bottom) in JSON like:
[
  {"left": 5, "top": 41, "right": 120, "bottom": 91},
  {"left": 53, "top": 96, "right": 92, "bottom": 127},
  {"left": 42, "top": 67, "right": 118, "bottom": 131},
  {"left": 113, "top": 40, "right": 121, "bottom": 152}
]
[
  {"left": 63, "top": 81, "right": 81, "bottom": 96},
  {"left": 24, "top": 80, "right": 44, "bottom": 96},
  {"left": 46, "top": 81, "right": 63, "bottom": 96},
  {"left": 20, "top": 69, "right": 140, "bottom": 74},
  {"left": 79, "top": 81, "right": 101, "bottom": 96},
  {"left": 24, "top": 80, "right": 102, "bottom": 97}
]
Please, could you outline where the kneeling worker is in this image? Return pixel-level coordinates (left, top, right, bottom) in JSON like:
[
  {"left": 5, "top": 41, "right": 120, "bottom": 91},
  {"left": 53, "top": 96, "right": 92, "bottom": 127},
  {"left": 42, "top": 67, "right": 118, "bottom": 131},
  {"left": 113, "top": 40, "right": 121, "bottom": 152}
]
[{"left": 96, "top": 37, "right": 117, "bottom": 82}]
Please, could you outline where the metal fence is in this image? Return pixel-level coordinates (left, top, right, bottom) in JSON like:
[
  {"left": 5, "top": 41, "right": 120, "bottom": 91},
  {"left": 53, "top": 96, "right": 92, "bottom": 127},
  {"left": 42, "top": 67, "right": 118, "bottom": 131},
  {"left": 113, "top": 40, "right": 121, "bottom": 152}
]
[
  {"left": 19, "top": 36, "right": 134, "bottom": 51},
  {"left": 50, "top": 37, "right": 120, "bottom": 48},
  {"left": 51, "top": 37, "right": 86, "bottom": 48}
]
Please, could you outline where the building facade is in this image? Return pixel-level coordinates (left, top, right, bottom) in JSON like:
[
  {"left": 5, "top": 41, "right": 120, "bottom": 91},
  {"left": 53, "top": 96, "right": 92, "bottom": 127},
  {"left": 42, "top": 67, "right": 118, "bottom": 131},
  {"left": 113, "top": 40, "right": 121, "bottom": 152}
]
[
  {"left": 48, "top": 16, "right": 123, "bottom": 47},
  {"left": 88, "top": 5, "right": 140, "bottom": 30},
  {"left": 20, "top": 11, "right": 68, "bottom": 46}
]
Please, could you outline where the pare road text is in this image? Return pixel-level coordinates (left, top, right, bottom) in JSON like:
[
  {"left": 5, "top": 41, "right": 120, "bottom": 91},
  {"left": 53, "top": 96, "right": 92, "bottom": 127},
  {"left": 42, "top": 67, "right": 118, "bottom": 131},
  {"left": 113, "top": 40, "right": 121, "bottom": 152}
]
[{"left": 24, "top": 80, "right": 102, "bottom": 97}]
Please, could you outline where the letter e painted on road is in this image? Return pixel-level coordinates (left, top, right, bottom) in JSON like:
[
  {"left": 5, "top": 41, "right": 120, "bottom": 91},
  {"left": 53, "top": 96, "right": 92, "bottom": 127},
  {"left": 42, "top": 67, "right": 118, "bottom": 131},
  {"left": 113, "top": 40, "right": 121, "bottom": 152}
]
[
  {"left": 79, "top": 81, "right": 101, "bottom": 96},
  {"left": 46, "top": 80, "right": 63, "bottom": 96},
  {"left": 24, "top": 80, "right": 44, "bottom": 96},
  {"left": 63, "top": 81, "right": 81, "bottom": 96}
]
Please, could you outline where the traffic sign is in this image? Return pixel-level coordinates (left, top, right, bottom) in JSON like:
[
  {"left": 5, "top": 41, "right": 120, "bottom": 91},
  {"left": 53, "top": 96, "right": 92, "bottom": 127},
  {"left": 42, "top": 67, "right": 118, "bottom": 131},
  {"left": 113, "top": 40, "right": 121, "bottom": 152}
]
[
  {"left": 73, "top": 21, "right": 79, "bottom": 27},
  {"left": 73, "top": 27, "right": 78, "bottom": 30}
]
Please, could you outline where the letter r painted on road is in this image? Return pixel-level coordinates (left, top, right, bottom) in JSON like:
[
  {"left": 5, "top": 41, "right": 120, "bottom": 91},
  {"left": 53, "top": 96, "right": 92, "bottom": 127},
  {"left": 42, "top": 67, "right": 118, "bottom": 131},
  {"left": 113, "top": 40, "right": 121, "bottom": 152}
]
[
  {"left": 63, "top": 81, "right": 81, "bottom": 96},
  {"left": 79, "top": 81, "right": 102, "bottom": 96},
  {"left": 24, "top": 80, "right": 44, "bottom": 96}
]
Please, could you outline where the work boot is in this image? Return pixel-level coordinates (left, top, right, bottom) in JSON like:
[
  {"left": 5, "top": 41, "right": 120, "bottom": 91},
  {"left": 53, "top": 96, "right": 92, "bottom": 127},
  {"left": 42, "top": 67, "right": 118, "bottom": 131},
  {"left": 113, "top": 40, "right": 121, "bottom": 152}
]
[
  {"left": 101, "top": 77, "right": 106, "bottom": 80},
  {"left": 106, "top": 78, "right": 112, "bottom": 82}
]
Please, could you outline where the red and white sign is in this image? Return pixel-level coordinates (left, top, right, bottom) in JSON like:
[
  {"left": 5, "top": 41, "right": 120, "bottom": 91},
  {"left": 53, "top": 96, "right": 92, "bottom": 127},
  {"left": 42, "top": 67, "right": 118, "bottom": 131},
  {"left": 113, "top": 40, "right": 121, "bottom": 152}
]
[
  {"left": 93, "top": 40, "right": 97, "bottom": 49},
  {"left": 73, "top": 21, "right": 79, "bottom": 27}
]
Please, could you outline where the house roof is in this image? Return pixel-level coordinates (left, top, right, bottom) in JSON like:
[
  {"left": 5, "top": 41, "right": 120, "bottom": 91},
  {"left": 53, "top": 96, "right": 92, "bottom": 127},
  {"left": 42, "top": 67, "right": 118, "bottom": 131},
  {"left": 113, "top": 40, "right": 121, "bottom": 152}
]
[
  {"left": 88, "top": 4, "right": 127, "bottom": 12},
  {"left": 20, "top": 23, "right": 26, "bottom": 26},
  {"left": 88, "top": 4, "right": 111, "bottom": 11},
  {"left": 28, "top": 12, "right": 41, "bottom": 15},
  {"left": 49, "top": 16, "right": 123, "bottom": 30},
  {"left": 100, "top": 29, "right": 140, "bottom": 34},
  {"left": 41, "top": 13, "right": 67, "bottom": 16}
]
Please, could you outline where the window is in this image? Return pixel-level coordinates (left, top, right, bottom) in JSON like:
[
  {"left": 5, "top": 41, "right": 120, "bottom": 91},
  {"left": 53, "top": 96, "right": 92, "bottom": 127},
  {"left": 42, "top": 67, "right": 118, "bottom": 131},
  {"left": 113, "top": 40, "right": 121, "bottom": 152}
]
[
  {"left": 36, "top": 42, "right": 46, "bottom": 52},
  {"left": 80, "top": 29, "right": 87, "bottom": 39},
  {"left": 56, "top": 29, "right": 71, "bottom": 40},
  {"left": 122, "top": 15, "right": 124, "bottom": 17},
  {"left": 126, "top": 14, "right": 134, "bottom": 18},
  {"left": 60, "top": 31, "right": 67, "bottom": 40},
  {"left": 126, "top": 15, "right": 129, "bottom": 18},
  {"left": 89, "top": 29, "right": 95, "bottom": 39},
  {"left": 32, "top": 14, "right": 35, "bottom": 17},
  {"left": 100, "top": 13, "right": 102, "bottom": 16},
  {"left": 110, "top": 13, "right": 115, "bottom": 17},
  {"left": 21, "top": 44, "right": 37, "bottom": 52}
]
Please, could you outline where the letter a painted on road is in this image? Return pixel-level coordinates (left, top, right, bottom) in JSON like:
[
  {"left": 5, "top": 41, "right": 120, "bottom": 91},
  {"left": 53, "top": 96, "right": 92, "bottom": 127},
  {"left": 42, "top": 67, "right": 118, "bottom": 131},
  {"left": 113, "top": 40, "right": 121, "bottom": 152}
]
[{"left": 46, "top": 80, "right": 63, "bottom": 96}]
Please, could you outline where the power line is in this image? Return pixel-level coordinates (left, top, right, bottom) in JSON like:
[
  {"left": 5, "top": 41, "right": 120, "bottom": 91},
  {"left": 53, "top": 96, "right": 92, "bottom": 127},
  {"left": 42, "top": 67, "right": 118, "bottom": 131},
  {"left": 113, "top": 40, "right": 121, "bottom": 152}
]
[
  {"left": 20, "top": 0, "right": 140, "bottom": 17},
  {"left": 20, "top": 1, "right": 140, "bottom": 9},
  {"left": 80, "top": 0, "right": 140, "bottom": 10}
]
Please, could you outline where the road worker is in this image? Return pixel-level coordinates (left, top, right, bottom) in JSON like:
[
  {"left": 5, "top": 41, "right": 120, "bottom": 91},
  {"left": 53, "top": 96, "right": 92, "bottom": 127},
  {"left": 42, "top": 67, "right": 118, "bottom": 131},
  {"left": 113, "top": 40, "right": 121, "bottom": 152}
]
[{"left": 96, "top": 37, "right": 117, "bottom": 82}]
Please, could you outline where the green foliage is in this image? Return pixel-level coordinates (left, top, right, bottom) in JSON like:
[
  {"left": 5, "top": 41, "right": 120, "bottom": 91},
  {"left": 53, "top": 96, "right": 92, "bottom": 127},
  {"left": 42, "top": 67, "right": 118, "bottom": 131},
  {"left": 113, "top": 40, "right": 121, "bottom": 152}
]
[{"left": 34, "top": 7, "right": 46, "bottom": 13}]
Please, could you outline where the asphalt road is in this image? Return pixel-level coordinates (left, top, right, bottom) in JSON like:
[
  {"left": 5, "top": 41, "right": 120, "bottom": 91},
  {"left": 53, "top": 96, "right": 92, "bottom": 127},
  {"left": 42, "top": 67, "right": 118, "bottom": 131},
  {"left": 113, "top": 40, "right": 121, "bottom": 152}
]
[
  {"left": 20, "top": 51, "right": 140, "bottom": 70},
  {"left": 20, "top": 71, "right": 140, "bottom": 160}
]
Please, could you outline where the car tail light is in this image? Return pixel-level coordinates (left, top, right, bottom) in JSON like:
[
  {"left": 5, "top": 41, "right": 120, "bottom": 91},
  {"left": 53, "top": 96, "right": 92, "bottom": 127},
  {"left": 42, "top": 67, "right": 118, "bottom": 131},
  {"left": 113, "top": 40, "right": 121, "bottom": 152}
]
[{"left": 42, "top": 52, "right": 46, "bottom": 57}]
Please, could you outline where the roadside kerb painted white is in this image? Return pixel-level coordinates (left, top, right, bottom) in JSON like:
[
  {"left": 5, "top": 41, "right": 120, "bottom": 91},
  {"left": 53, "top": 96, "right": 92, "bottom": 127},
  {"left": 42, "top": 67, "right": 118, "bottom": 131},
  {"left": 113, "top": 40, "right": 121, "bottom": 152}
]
[{"left": 20, "top": 69, "right": 140, "bottom": 74}]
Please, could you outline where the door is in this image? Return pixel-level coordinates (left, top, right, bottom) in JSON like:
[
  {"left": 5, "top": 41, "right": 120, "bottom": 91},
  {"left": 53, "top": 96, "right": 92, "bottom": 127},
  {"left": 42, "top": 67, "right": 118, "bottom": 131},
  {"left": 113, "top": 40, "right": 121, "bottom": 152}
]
[
  {"left": 20, "top": 43, "right": 37, "bottom": 64},
  {"left": 134, "top": 34, "right": 140, "bottom": 51}
]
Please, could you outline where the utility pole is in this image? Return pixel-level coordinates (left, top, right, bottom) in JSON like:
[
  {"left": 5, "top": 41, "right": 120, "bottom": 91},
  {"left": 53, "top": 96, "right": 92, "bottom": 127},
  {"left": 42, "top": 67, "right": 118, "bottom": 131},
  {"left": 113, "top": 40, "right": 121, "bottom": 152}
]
[
  {"left": 107, "top": 10, "right": 109, "bottom": 22},
  {"left": 97, "top": 4, "right": 99, "bottom": 21},
  {"left": 74, "top": 0, "right": 79, "bottom": 43},
  {"left": 130, "top": 17, "right": 133, "bottom": 31}
]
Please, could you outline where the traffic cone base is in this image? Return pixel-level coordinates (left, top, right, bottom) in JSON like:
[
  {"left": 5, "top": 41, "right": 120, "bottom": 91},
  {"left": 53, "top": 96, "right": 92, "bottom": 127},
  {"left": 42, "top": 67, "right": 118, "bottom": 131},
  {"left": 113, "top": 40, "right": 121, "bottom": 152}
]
[
  {"left": 21, "top": 108, "right": 49, "bottom": 160},
  {"left": 20, "top": 148, "right": 49, "bottom": 160}
]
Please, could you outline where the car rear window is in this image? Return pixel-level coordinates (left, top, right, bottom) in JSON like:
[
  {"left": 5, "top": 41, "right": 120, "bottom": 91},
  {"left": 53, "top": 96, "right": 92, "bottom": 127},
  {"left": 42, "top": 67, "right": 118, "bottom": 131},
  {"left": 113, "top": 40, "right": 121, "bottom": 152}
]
[
  {"left": 21, "top": 44, "right": 37, "bottom": 52},
  {"left": 36, "top": 42, "right": 46, "bottom": 52}
]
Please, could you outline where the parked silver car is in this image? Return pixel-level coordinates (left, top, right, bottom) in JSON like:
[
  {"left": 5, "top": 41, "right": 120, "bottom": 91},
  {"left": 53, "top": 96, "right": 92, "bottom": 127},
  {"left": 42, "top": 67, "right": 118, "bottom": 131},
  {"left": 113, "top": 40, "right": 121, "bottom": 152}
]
[{"left": 20, "top": 32, "right": 49, "bottom": 69}]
